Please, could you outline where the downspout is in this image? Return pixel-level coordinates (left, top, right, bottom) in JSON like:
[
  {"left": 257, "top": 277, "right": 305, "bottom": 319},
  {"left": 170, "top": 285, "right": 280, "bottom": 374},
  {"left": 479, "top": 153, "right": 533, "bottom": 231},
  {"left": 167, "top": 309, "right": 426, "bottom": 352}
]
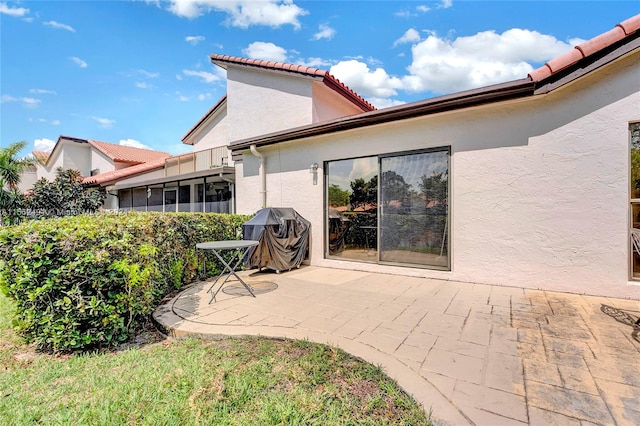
[{"left": 249, "top": 144, "right": 266, "bottom": 208}]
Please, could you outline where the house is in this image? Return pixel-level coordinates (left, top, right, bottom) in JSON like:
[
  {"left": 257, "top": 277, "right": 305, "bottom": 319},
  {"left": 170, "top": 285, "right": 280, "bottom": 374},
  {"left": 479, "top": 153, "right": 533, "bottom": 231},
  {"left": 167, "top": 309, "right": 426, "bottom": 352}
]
[
  {"left": 92, "top": 56, "right": 375, "bottom": 214},
  {"left": 31, "top": 135, "right": 171, "bottom": 209},
  {"left": 84, "top": 14, "right": 639, "bottom": 299},
  {"left": 220, "top": 15, "right": 639, "bottom": 299}
]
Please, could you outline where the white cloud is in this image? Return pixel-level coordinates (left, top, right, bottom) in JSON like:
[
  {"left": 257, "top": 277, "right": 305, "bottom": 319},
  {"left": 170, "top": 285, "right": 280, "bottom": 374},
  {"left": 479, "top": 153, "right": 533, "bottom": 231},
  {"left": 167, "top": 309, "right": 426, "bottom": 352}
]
[
  {"left": 34, "top": 138, "right": 56, "bottom": 152},
  {"left": 44, "top": 20, "right": 76, "bottom": 32},
  {"left": 404, "top": 28, "right": 573, "bottom": 93},
  {"left": 135, "top": 82, "right": 152, "bottom": 89},
  {"left": 439, "top": 0, "right": 453, "bottom": 9},
  {"left": 166, "top": 0, "right": 308, "bottom": 28},
  {"left": 0, "top": 2, "right": 29, "bottom": 17},
  {"left": 71, "top": 56, "right": 88, "bottom": 68},
  {"left": 330, "top": 60, "right": 404, "bottom": 99},
  {"left": 301, "top": 57, "right": 334, "bottom": 68},
  {"left": 182, "top": 69, "right": 220, "bottom": 83},
  {"left": 29, "top": 88, "right": 57, "bottom": 95},
  {"left": 243, "top": 41, "right": 287, "bottom": 62},
  {"left": 367, "top": 97, "right": 407, "bottom": 109},
  {"left": 175, "top": 74, "right": 183, "bottom": 81},
  {"left": 197, "top": 93, "right": 211, "bottom": 101},
  {"left": 416, "top": 5, "right": 430, "bottom": 13},
  {"left": 312, "top": 24, "right": 335, "bottom": 41},
  {"left": 92, "top": 116, "right": 116, "bottom": 128},
  {"left": 2, "top": 94, "right": 43, "bottom": 108},
  {"left": 394, "top": 28, "right": 421, "bottom": 47},
  {"left": 1, "top": 94, "right": 17, "bottom": 103},
  {"left": 37, "top": 118, "right": 61, "bottom": 125},
  {"left": 21, "top": 97, "right": 41, "bottom": 108},
  {"left": 331, "top": 27, "right": 577, "bottom": 105},
  {"left": 185, "top": 35, "right": 205, "bottom": 45},
  {"left": 119, "top": 138, "right": 151, "bottom": 149},
  {"left": 138, "top": 69, "right": 159, "bottom": 78},
  {"left": 34, "top": 139, "right": 56, "bottom": 153}
]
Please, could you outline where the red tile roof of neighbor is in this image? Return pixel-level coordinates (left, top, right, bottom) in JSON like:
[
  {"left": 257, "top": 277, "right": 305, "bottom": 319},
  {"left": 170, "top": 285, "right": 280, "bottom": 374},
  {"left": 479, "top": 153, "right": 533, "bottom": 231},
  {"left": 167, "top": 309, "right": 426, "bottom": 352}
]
[
  {"left": 210, "top": 54, "right": 376, "bottom": 112},
  {"left": 87, "top": 140, "right": 170, "bottom": 164},
  {"left": 32, "top": 150, "right": 50, "bottom": 165},
  {"left": 83, "top": 158, "right": 167, "bottom": 186},
  {"left": 528, "top": 14, "right": 640, "bottom": 81}
]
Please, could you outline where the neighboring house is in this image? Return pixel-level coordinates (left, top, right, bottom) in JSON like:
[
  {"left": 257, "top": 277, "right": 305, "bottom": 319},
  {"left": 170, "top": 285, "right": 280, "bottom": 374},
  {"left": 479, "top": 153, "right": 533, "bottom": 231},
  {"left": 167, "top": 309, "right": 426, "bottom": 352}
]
[
  {"left": 30, "top": 135, "right": 171, "bottom": 209},
  {"left": 94, "top": 56, "right": 375, "bottom": 214},
  {"left": 223, "top": 15, "right": 640, "bottom": 299}
]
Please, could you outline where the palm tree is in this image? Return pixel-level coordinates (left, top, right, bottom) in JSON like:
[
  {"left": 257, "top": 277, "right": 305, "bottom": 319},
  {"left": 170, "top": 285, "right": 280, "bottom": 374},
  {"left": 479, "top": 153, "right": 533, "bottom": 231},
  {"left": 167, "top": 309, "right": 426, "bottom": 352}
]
[{"left": 0, "top": 141, "right": 35, "bottom": 190}]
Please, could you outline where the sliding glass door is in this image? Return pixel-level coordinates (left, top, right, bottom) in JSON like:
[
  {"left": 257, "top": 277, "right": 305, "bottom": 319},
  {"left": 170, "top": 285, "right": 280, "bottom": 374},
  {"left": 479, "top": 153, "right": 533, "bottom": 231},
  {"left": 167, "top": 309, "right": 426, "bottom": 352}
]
[
  {"left": 380, "top": 150, "right": 449, "bottom": 268},
  {"left": 325, "top": 148, "right": 449, "bottom": 270}
]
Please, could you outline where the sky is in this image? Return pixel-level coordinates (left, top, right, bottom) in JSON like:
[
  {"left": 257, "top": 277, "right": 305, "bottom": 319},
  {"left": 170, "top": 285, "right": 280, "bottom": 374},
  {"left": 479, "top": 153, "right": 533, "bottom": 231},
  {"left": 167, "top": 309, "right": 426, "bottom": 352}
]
[{"left": 1, "top": 1, "right": 638, "bottom": 157}]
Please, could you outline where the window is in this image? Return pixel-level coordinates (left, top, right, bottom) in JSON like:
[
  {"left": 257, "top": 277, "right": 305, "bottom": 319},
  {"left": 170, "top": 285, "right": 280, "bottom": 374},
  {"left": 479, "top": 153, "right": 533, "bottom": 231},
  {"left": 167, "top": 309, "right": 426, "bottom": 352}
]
[
  {"left": 325, "top": 148, "right": 450, "bottom": 270},
  {"left": 630, "top": 122, "right": 640, "bottom": 279}
]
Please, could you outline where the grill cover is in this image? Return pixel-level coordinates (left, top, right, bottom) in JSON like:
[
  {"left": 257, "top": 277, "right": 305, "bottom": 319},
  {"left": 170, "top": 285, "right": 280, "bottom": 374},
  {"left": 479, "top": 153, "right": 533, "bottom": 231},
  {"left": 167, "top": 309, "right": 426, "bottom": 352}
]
[{"left": 243, "top": 208, "right": 310, "bottom": 272}]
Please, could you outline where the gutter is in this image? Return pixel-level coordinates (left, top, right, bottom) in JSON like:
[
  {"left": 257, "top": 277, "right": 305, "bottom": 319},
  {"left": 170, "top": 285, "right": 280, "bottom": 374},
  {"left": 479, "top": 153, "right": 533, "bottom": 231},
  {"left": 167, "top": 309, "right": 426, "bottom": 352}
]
[{"left": 249, "top": 144, "right": 266, "bottom": 208}]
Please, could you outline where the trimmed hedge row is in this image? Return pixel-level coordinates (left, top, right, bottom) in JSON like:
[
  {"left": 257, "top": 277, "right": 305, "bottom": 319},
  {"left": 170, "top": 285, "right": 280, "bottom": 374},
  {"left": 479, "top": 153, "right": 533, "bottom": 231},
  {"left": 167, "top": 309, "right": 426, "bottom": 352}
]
[{"left": 0, "top": 211, "right": 251, "bottom": 352}]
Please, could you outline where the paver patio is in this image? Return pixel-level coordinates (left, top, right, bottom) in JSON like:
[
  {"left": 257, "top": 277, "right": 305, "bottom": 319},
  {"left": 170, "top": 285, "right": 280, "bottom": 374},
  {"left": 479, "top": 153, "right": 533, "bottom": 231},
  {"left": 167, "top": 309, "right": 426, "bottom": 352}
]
[{"left": 153, "top": 266, "right": 640, "bottom": 425}]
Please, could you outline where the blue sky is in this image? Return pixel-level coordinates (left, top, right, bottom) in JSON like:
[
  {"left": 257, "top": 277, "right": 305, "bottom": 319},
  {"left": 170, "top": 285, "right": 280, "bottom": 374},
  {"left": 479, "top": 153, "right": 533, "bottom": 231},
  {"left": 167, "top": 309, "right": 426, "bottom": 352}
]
[{"left": 1, "top": 1, "right": 638, "bottom": 157}]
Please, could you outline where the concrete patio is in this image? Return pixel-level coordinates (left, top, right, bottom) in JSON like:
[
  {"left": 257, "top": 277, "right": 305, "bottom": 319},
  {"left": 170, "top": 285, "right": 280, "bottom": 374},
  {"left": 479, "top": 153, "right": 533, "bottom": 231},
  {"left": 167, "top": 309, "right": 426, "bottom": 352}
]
[{"left": 153, "top": 266, "right": 640, "bottom": 425}]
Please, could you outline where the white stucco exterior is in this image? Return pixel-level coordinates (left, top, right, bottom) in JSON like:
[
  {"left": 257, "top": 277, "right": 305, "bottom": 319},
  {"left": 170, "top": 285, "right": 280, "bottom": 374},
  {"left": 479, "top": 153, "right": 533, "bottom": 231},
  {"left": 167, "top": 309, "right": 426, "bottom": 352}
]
[
  {"left": 226, "top": 67, "right": 315, "bottom": 142},
  {"left": 235, "top": 52, "right": 640, "bottom": 299}
]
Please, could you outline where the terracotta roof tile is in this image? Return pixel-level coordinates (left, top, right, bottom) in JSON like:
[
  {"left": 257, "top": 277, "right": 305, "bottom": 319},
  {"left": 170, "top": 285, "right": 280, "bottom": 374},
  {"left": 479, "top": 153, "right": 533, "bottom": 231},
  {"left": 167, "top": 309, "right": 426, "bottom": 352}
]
[
  {"left": 545, "top": 48, "right": 585, "bottom": 73},
  {"left": 87, "top": 140, "right": 171, "bottom": 164},
  {"left": 576, "top": 26, "right": 626, "bottom": 57},
  {"left": 210, "top": 54, "right": 375, "bottom": 111},
  {"left": 618, "top": 14, "right": 640, "bottom": 35},
  {"left": 83, "top": 158, "right": 166, "bottom": 186},
  {"left": 32, "top": 150, "right": 50, "bottom": 165},
  {"left": 528, "top": 13, "right": 640, "bottom": 82}
]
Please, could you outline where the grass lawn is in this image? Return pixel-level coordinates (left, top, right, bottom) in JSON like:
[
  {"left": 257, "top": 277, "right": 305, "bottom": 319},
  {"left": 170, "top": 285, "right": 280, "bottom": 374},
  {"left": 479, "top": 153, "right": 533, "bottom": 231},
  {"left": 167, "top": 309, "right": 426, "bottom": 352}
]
[{"left": 0, "top": 294, "right": 431, "bottom": 425}]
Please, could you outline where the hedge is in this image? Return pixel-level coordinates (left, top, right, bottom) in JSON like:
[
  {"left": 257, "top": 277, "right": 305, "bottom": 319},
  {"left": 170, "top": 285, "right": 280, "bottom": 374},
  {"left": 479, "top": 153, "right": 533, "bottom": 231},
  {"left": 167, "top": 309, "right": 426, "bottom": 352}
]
[{"left": 0, "top": 211, "right": 251, "bottom": 352}]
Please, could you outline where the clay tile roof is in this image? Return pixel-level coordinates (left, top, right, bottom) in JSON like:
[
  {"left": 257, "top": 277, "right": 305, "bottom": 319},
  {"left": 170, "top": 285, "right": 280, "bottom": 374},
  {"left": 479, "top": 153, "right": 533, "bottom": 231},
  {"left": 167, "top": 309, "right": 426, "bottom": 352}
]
[
  {"left": 618, "top": 14, "right": 640, "bottom": 35},
  {"left": 87, "top": 140, "right": 171, "bottom": 164},
  {"left": 82, "top": 158, "right": 167, "bottom": 186},
  {"left": 210, "top": 54, "right": 375, "bottom": 112},
  {"left": 32, "top": 150, "right": 50, "bottom": 165},
  {"left": 528, "top": 13, "right": 640, "bottom": 83}
]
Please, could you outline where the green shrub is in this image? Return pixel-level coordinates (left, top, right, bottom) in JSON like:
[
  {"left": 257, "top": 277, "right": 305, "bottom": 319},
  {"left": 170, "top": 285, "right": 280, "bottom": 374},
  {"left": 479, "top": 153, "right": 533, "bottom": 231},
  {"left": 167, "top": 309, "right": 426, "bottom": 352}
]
[{"left": 0, "top": 211, "right": 250, "bottom": 352}]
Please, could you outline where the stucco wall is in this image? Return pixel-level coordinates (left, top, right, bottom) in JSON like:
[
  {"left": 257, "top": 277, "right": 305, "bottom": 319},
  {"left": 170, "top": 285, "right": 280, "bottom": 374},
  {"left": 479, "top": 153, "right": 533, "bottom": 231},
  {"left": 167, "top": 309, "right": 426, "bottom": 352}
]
[
  {"left": 90, "top": 149, "right": 117, "bottom": 175},
  {"left": 235, "top": 54, "right": 640, "bottom": 299},
  {"left": 227, "top": 66, "right": 313, "bottom": 142},
  {"left": 191, "top": 107, "right": 229, "bottom": 151}
]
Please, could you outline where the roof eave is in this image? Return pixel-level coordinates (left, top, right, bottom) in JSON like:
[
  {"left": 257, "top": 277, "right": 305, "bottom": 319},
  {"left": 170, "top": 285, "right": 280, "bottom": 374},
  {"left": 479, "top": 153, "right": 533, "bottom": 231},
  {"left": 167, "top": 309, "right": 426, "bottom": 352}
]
[{"left": 181, "top": 95, "right": 228, "bottom": 144}]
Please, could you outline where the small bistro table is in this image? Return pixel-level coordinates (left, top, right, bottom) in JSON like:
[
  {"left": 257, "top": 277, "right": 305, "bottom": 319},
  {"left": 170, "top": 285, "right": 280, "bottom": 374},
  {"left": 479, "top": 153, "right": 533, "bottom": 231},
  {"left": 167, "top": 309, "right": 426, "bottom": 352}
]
[{"left": 196, "top": 240, "right": 259, "bottom": 303}]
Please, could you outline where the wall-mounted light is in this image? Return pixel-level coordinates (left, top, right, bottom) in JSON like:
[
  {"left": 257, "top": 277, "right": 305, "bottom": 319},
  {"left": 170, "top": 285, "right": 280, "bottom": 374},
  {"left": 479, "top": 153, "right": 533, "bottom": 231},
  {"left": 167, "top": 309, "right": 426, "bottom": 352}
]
[
  {"left": 310, "top": 162, "right": 319, "bottom": 174},
  {"left": 147, "top": 187, "right": 152, "bottom": 198}
]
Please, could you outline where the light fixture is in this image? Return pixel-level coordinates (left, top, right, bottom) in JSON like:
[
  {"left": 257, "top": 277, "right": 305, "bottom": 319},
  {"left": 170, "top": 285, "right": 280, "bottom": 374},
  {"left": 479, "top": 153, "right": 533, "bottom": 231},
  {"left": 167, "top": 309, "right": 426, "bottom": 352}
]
[
  {"left": 310, "top": 162, "right": 319, "bottom": 173},
  {"left": 147, "top": 187, "right": 152, "bottom": 198}
]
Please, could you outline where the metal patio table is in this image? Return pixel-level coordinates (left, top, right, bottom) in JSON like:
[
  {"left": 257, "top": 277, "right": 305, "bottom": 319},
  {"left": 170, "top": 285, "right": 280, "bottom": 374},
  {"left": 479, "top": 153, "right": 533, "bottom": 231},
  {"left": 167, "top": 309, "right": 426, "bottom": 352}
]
[{"left": 196, "top": 240, "right": 259, "bottom": 303}]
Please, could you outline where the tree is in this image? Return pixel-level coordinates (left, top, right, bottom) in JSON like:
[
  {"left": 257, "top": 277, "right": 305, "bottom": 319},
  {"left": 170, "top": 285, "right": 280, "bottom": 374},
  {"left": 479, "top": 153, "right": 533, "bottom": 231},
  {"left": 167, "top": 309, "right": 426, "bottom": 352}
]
[
  {"left": 328, "top": 184, "right": 350, "bottom": 207},
  {"left": 0, "top": 141, "right": 34, "bottom": 225},
  {"left": 25, "top": 168, "right": 106, "bottom": 219},
  {"left": 0, "top": 141, "right": 35, "bottom": 190},
  {"left": 350, "top": 176, "right": 377, "bottom": 211}
]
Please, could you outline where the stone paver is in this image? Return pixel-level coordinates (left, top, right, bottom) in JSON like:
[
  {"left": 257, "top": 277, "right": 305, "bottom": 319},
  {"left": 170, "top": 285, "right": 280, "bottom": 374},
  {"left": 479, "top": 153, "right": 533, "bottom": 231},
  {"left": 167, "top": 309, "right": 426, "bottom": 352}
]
[{"left": 153, "top": 266, "right": 640, "bottom": 426}]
